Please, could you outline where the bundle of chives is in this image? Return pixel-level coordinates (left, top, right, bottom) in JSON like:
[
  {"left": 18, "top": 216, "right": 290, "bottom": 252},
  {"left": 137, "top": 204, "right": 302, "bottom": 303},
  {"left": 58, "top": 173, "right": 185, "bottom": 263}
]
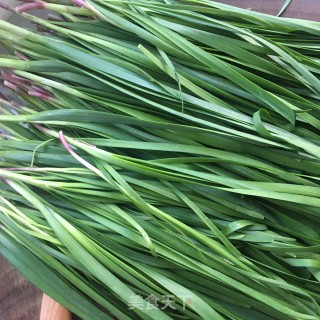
[{"left": 0, "top": 1, "right": 320, "bottom": 319}]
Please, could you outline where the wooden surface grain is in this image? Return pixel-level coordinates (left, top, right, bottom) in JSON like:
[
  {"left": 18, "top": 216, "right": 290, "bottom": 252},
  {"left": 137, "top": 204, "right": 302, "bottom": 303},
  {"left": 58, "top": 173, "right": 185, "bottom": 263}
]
[
  {"left": 0, "top": 256, "right": 42, "bottom": 320},
  {"left": 216, "top": 0, "right": 320, "bottom": 20},
  {"left": 40, "top": 295, "right": 72, "bottom": 320},
  {"left": 0, "top": 1, "right": 319, "bottom": 319}
]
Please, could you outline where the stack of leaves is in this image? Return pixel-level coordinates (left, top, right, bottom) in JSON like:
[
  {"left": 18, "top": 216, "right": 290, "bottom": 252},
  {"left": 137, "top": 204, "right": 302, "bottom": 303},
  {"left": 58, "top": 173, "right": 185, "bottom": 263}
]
[{"left": 0, "top": 1, "right": 320, "bottom": 319}]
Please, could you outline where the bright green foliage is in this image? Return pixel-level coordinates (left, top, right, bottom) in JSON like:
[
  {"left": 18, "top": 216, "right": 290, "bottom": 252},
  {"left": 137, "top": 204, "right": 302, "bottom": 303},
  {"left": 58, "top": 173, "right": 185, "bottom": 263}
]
[{"left": 0, "top": 1, "right": 320, "bottom": 319}]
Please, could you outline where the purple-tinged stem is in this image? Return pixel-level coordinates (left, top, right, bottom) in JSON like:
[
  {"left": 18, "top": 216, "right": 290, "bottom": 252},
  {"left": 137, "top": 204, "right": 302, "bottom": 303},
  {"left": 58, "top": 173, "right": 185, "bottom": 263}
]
[
  {"left": 78, "top": 140, "right": 97, "bottom": 148},
  {"left": 19, "top": 0, "right": 69, "bottom": 3},
  {"left": 36, "top": 25, "right": 55, "bottom": 34},
  {"left": 0, "top": 177, "right": 9, "bottom": 183},
  {"left": 31, "top": 85, "right": 51, "bottom": 95},
  {"left": 48, "top": 14, "right": 63, "bottom": 21},
  {"left": 12, "top": 74, "right": 32, "bottom": 84},
  {"left": 2, "top": 73, "right": 30, "bottom": 93},
  {"left": 2, "top": 71, "right": 31, "bottom": 86},
  {"left": 59, "top": 131, "right": 101, "bottom": 176},
  {"left": 3, "top": 80, "right": 17, "bottom": 91},
  {"left": 33, "top": 124, "right": 61, "bottom": 139},
  {"left": 34, "top": 124, "right": 44, "bottom": 131},
  {"left": 10, "top": 100, "right": 24, "bottom": 109},
  {"left": 16, "top": 0, "right": 42, "bottom": 2},
  {"left": 1, "top": 70, "right": 12, "bottom": 81},
  {"left": 71, "top": 0, "right": 89, "bottom": 8},
  {"left": 28, "top": 89, "right": 53, "bottom": 100},
  {"left": 15, "top": 2, "right": 45, "bottom": 14},
  {"left": 59, "top": 131, "right": 83, "bottom": 160},
  {"left": 14, "top": 51, "right": 29, "bottom": 61}
]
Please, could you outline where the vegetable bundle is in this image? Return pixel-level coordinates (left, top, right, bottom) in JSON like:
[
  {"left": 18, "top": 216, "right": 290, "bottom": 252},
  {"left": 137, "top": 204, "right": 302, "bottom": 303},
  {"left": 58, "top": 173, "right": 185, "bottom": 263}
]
[{"left": 0, "top": 1, "right": 320, "bottom": 319}]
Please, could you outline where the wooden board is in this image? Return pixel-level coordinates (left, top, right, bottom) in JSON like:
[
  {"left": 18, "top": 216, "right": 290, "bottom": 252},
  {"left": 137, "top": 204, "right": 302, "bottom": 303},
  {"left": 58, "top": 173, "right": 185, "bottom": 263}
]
[
  {"left": 216, "top": 0, "right": 320, "bottom": 21},
  {"left": 0, "top": 0, "right": 319, "bottom": 319},
  {"left": 0, "top": 256, "right": 42, "bottom": 320},
  {"left": 40, "top": 295, "right": 72, "bottom": 320}
]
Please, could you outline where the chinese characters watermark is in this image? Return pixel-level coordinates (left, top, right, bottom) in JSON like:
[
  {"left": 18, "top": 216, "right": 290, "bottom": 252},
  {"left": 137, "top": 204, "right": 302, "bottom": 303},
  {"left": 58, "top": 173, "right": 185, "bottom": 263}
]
[{"left": 128, "top": 294, "right": 193, "bottom": 310}]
